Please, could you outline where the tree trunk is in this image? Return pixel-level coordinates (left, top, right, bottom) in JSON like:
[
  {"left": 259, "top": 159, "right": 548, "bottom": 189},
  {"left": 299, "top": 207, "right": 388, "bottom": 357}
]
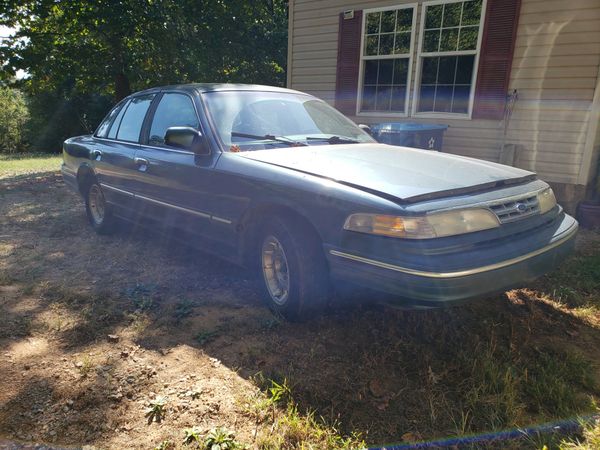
[{"left": 114, "top": 72, "right": 131, "bottom": 101}]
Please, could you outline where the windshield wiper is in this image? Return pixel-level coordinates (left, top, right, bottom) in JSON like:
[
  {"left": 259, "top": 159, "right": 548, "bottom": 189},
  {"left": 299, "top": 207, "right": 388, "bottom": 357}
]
[
  {"left": 306, "top": 136, "right": 360, "bottom": 144},
  {"left": 231, "top": 131, "right": 307, "bottom": 146}
]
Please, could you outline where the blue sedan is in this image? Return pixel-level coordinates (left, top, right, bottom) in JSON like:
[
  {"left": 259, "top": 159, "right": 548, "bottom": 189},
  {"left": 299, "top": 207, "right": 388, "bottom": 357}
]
[{"left": 61, "top": 84, "right": 578, "bottom": 320}]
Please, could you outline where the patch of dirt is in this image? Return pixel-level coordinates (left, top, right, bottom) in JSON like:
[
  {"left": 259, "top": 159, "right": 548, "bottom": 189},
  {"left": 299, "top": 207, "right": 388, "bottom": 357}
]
[{"left": 0, "top": 171, "right": 599, "bottom": 449}]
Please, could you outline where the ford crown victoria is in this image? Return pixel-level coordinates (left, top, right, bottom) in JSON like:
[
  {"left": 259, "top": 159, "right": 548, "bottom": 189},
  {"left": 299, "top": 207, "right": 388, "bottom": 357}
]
[{"left": 61, "top": 84, "right": 578, "bottom": 319}]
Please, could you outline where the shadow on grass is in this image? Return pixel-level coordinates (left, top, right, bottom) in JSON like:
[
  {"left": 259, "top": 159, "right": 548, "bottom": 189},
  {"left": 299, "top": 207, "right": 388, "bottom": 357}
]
[{"left": 1, "top": 171, "right": 599, "bottom": 449}]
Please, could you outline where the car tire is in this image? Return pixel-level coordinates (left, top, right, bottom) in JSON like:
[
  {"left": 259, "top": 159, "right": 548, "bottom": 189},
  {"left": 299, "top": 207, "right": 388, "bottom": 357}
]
[
  {"left": 85, "top": 182, "right": 116, "bottom": 234},
  {"left": 258, "top": 217, "right": 331, "bottom": 321}
]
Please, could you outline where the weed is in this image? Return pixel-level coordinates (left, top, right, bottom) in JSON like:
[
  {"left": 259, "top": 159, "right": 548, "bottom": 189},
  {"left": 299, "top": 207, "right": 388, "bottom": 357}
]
[
  {"left": 258, "top": 316, "right": 281, "bottom": 331},
  {"left": 182, "top": 427, "right": 202, "bottom": 446},
  {"left": 174, "top": 298, "right": 194, "bottom": 322},
  {"left": 195, "top": 329, "right": 220, "bottom": 345},
  {"left": 204, "top": 427, "right": 245, "bottom": 450},
  {"left": 241, "top": 392, "right": 272, "bottom": 424},
  {"left": 154, "top": 440, "right": 175, "bottom": 450},
  {"left": 129, "top": 312, "right": 151, "bottom": 334},
  {"left": 268, "top": 378, "right": 293, "bottom": 405},
  {"left": 124, "top": 282, "right": 158, "bottom": 311},
  {"left": 145, "top": 397, "right": 167, "bottom": 424},
  {"left": 77, "top": 356, "right": 95, "bottom": 378}
]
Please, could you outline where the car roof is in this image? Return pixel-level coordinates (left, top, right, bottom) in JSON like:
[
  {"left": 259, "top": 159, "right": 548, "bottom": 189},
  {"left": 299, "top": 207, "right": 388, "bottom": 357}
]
[{"left": 133, "top": 83, "right": 307, "bottom": 97}]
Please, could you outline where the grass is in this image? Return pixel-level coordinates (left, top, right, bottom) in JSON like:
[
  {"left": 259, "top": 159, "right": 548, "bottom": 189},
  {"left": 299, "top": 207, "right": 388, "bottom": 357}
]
[
  {"left": 524, "top": 349, "right": 596, "bottom": 417},
  {"left": 257, "top": 403, "right": 365, "bottom": 450},
  {"left": 244, "top": 377, "right": 366, "bottom": 450},
  {"left": 0, "top": 152, "right": 62, "bottom": 178},
  {"left": 541, "top": 236, "right": 600, "bottom": 324},
  {"left": 560, "top": 412, "right": 600, "bottom": 449}
]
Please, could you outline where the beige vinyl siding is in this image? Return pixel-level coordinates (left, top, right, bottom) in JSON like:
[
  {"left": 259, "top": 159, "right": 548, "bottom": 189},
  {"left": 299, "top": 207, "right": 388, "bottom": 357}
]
[
  {"left": 289, "top": 0, "right": 600, "bottom": 187},
  {"left": 508, "top": 0, "right": 600, "bottom": 183}
]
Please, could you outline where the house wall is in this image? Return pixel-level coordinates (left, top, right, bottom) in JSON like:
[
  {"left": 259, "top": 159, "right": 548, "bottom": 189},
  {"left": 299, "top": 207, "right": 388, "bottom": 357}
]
[{"left": 288, "top": 0, "right": 600, "bottom": 210}]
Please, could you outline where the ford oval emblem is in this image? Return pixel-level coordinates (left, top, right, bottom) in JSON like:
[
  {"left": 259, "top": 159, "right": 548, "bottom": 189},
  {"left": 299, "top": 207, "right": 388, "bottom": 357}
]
[{"left": 515, "top": 202, "right": 527, "bottom": 212}]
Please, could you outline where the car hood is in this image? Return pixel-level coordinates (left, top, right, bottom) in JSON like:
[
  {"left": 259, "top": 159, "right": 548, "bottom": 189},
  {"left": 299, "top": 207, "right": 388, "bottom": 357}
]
[{"left": 239, "top": 143, "right": 536, "bottom": 203}]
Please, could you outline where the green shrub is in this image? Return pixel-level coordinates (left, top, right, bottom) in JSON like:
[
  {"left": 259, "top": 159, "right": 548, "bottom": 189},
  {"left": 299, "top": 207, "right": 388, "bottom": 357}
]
[{"left": 0, "top": 87, "right": 29, "bottom": 153}]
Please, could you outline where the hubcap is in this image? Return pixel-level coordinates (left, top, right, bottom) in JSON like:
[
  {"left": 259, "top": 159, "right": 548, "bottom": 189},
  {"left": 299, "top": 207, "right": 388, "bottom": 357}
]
[
  {"left": 88, "top": 185, "right": 106, "bottom": 225},
  {"left": 262, "top": 235, "right": 290, "bottom": 305}
]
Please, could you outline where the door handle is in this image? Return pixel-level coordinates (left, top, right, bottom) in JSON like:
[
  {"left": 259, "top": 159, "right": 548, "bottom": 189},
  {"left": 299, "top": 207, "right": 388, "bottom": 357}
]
[
  {"left": 91, "top": 150, "right": 102, "bottom": 160},
  {"left": 134, "top": 157, "right": 149, "bottom": 171}
]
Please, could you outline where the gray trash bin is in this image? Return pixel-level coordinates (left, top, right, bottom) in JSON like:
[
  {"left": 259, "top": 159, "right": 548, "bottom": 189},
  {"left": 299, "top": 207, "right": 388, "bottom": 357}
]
[{"left": 371, "top": 122, "right": 449, "bottom": 151}]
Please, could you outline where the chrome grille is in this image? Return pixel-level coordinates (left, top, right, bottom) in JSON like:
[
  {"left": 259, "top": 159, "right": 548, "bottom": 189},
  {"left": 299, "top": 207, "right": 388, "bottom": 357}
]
[{"left": 488, "top": 194, "right": 540, "bottom": 224}]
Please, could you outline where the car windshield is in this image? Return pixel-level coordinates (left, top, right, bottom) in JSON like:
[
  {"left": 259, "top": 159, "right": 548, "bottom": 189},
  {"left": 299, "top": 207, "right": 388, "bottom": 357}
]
[{"left": 202, "top": 90, "right": 374, "bottom": 151}]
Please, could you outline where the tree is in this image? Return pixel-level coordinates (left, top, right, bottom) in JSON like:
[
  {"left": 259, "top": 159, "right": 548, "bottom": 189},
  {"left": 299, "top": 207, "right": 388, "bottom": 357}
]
[
  {"left": 0, "top": 87, "right": 29, "bottom": 153},
  {"left": 0, "top": 0, "right": 288, "bottom": 99},
  {"left": 0, "top": 0, "right": 288, "bottom": 151}
]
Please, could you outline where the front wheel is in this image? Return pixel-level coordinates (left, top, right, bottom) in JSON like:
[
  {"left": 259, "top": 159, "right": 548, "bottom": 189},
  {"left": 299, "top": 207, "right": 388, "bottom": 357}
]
[
  {"left": 258, "top": 218, "right": 331, "bottom": 321},
  {"left": 85, "top": 182, "right": 116, "bottom": 234}
]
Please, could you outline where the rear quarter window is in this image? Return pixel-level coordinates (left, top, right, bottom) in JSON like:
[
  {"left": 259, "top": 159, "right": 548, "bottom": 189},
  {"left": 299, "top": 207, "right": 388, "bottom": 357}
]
[{"left": 95, "top": 101, "right": 125, "bottom": 138}]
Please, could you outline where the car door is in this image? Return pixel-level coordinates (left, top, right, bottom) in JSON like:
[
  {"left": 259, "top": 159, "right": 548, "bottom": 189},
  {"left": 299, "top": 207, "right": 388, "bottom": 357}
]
[
  {"left": 93, "top": 93, "right": 155, "bottom": 218},
  {"left": 131, "top": 91, "right": 232, "bottom": 252}
]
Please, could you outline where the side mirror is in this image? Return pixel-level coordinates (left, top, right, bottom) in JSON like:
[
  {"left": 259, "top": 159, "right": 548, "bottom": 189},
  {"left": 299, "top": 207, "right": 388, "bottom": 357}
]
[
  {"left": 358, "top": 124, "right": 372, "bottom": 136},
  {"left": 164, "top": 127, "right": 209, "bottom": 155}
]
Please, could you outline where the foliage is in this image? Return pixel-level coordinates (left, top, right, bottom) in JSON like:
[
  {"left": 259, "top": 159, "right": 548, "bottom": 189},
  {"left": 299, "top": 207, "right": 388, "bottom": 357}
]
[
  {"left": 182, "top": 427, "right": 203, "bottom": 446},
  {"left": 203, "top": 427, "right": 244, "bottom": 450},
  {"left": 24, "top": 87, "right": 112, "bottom": 152},
  {"left": 0, "top": 0, "right": 288, "bottom": 152},
  {"left": 0, "top": 87, "right": 29, "bottom": 153},
  {"left": 145, "top": 397, "right": 167, "bottom": 424},
  {"left": 268, "top": 378, "right": 293, "bottom": 405}
]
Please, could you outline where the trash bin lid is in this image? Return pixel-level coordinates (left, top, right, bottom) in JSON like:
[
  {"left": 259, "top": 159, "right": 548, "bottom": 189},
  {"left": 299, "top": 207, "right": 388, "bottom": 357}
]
[{"left": 371, "top": 122, "right": 449, "bottom": 133}]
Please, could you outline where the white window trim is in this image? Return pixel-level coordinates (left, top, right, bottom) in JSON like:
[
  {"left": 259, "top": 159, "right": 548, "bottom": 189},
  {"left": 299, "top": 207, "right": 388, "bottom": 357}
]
[
  {"left": 411, "top": 0, "right": 488, "bottom": 120},
  {"left": 356, "top": 3, "right": 419, "bottom": 118}
]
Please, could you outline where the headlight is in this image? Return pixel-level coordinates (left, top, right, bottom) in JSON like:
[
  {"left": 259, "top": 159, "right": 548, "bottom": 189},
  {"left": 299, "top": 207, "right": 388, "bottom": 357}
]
[
  {"left": 537, "top": 187, "right": 557, "bottom": 214},
  {"left": 344, "top": 209, "right": 500, "bottom": 239}
]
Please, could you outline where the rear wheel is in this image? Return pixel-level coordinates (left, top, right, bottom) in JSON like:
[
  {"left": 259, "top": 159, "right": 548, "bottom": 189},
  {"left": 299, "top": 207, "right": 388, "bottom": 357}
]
[
  {"left": 258, "top": 217, "right": 331, "bottom": 321},
  {"left": 85, "top": 182, "right": 116, "bottom": 234}
]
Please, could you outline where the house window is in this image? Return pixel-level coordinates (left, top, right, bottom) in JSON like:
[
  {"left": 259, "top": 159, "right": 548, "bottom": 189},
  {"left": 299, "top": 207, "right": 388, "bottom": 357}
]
[
  {"left": 359, "top": 5, "right": 416, "bottom": 114},
  {"left": 415, "top": 0, "right": 485, "bottom": 116}
]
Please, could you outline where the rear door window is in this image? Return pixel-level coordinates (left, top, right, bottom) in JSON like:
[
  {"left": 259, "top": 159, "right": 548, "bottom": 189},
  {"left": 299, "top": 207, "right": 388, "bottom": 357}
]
[
  {"left": 148, "top": 93, "right": 199, "bottom": 146},
  {"left": 115, "top": 94, "right": 155, "bottom": 143}
]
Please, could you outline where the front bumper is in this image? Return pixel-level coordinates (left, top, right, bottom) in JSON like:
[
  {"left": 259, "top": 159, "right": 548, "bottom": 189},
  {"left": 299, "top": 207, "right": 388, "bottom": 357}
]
[{"left": 325, "top": 213, "right": 578, "bottom": 307}]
